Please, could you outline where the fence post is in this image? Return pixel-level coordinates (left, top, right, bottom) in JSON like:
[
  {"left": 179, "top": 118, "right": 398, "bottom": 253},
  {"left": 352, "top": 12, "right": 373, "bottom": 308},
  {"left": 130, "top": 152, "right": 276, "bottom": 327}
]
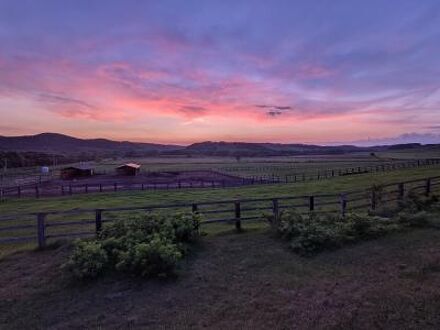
[
  {"left": 340, "top": 194, "right": 347, "bottom": 218},
  {"left": 37, "top": 213, "right": 46, "bottom": 249},
  {"left": 398, "top": 183, "right": 405, "bottom": 200},
  {"left": 99, "top": 184, "right": 103, "bottom": 192},
  {"left": 309, "top": 196, "right": 315, "bottom": 212},
  {"left": 234, "top": 200, "right": 241, "bottom": 231},
  {"left": 370, "top": 189, "right": 376, "bottom": 211},
  {"left": 35, "top": 186, "right": 40, "bottom": 198},
  {"left": 95, "top": 209, "right": 102, "bottom": 235},
  {"left": 69, "top": 184, "right": 72, "bottom": 195},
  {"left": 192, "top": 203, "right": 200, "bottom": 232},
  {"left": 426, "top": 178, "right": 431, "bottom": 196},
  {"left": 272, "top": 199, "right": 279, "bottom": 227},
  {"left": 192, "top": 203, "right": 198, "bottom": 213},
  {"left": 114, "top": 183, "right": 117, "bottom": 191},
  {"left": 85, "top": 184, "right": 88, "bottom": 193},
  {"left": 17, "top": 186, "right": 21, "bottom": 198}
]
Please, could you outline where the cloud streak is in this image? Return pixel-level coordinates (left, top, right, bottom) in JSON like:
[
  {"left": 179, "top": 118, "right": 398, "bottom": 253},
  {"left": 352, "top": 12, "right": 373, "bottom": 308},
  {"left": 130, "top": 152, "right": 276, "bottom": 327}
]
[{"left": 0, "top": 0, "right": 440, "bottom": 143}]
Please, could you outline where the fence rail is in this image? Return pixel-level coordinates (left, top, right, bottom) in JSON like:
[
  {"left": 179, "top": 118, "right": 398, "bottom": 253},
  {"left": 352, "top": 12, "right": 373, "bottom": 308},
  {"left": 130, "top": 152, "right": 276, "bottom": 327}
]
[
  {"left": 0, "top": 176, "right": 439, "bottom": 249},
  {"left": 0, "top": 159, "right": 439, "bottom": 199}
]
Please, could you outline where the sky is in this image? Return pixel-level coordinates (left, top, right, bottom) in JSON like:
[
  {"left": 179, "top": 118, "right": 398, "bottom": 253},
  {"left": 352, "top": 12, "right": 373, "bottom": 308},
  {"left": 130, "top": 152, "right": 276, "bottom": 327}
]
[{"left": 1, "top": 0, "right": 440, "bottom": 145}]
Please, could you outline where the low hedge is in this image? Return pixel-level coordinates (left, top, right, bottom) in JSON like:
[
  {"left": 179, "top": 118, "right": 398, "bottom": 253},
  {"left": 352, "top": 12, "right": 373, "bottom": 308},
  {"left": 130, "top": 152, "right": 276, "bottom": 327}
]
[
  {"left": 271, "top": 193, "right": 440, "bottom": 255},
  {"left": 64, "top": 212, "right": 202, "bottom": 280}
]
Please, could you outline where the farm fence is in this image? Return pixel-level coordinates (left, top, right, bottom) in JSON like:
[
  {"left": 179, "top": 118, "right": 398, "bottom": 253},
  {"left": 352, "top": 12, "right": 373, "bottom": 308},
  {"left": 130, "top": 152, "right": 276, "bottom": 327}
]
[
  {"left": 0, "top": 176, "right": 439, "bottom": 249},
  {"left": 0, "top": 158, "right": 439, "bottom": 199}
]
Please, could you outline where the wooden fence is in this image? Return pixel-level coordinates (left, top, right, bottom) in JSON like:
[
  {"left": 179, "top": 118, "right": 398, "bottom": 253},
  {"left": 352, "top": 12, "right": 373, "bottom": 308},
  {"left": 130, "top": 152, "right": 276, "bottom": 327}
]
[
  {"left": 0, "top": 159, "right": 439, "bottom": 199},
  {"left": 220, "top": 158, "right": 440, "bottom": 182},
  {"left": 0, "top": 176, "right": 439, "bottom": 249}
]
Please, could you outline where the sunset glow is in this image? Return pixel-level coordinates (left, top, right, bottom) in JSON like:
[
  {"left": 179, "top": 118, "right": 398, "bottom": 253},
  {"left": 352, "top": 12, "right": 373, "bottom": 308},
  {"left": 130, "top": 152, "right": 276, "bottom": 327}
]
[{"left": 1, "top": 0, "right": 440, "bottom": 144}]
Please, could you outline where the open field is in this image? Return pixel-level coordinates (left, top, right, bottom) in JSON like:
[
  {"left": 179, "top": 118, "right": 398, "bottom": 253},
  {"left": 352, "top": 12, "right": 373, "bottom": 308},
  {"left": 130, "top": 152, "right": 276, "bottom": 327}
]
[
  {"left": 0, "top": 155, "right": 439, "bottom": 329},
  {"left": 63, "top": 150, "right": 440, "bottom": 178},
  {"left": 1, "top": 151, "right": 439, "bottom": 199},
  {"left": 3, "top": 145, "right": 440, "bottom": 183},
  {"left": 1, "top": 166, "right": 439, "bottom": 214},
  {"left": 1, "top": 166, "right": 439, "bottom": 258},
  {"left": 1, "top": 227, "right": 439, "bottom": 329}
]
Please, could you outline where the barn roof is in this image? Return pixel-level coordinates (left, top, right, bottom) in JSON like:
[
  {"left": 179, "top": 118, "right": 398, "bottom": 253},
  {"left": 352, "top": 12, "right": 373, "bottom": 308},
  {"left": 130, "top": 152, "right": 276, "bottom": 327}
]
[
  {"left": 117, "top": 163, "right": 141, "bottom": 169},
  {"left": 62, "top": 165, "right": 95, "bottom": 171}
]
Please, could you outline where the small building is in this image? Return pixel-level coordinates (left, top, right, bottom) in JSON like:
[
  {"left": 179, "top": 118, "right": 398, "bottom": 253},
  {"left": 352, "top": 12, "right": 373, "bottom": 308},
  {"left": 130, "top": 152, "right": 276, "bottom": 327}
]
[
  {"left": 116, "top": 163, "right": 141, "bottom": 176},
  {"left": 60, "top": 165, "right": 94, "bottom": 180}
]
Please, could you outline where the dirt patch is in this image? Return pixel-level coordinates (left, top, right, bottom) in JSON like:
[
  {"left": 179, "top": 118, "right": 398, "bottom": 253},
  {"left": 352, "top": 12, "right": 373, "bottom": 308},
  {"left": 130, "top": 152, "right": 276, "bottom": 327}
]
[
  {"left": 1, "top": 229, "right": 440, "bottom": 329},
  {"left": 3, "top": 170, "right": 249, "bottom": 198}
]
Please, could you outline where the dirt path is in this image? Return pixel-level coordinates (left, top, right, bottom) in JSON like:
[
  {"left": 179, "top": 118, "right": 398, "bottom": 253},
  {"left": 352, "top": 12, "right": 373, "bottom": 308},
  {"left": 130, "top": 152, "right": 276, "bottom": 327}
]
[{"left": 1, "top": 229, "right": 440, "bottom": 329}]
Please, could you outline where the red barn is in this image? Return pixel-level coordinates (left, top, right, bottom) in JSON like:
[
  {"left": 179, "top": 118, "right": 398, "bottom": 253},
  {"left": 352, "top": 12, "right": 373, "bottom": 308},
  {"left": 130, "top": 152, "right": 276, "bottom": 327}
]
[
  {"left": 60, "top": 165, "right": 94, "bottom": 180},
  {"left": 116, "top": 163, "right": 141, "bottom": 176}
]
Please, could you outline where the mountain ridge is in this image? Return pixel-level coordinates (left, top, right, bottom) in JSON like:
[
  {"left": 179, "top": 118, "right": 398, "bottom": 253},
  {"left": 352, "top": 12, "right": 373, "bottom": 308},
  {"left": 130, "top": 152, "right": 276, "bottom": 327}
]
[{"left": 1, "top": 133, "right": 438, "bottom": 157}]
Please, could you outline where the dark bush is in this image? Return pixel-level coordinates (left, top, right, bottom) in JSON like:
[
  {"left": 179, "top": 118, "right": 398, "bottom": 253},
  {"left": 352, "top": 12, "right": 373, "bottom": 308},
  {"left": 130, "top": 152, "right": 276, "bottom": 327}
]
[
  {"left": 64, "top": 241, "right": 109, "bottom": 279},
  {"left": 275, "top": 211, "right": 401, "bottom": 255},
  {"left": 64, "top": 212, "right": 201, "bottom": 280}
]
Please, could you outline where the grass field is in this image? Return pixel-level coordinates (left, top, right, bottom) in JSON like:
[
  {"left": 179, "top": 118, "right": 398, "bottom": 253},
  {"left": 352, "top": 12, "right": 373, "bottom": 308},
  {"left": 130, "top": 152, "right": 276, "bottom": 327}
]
[
  {"left": 3, "top": 146, "right": 440, "bottom": 186},
  {"left": 66, "top": 150, "right": 440, "bottom": 179},
  {"left": 1, "top": 227, "right": 439, "bottom": 329},
  {"left": 1, "top": 166, "right": 439, "bottom": 214},
  {"left": 1, "top": 165, "right": 439, "bottom": 258},
  {"left": 0, "top": 155, "right": 439, "bottom": 329}
]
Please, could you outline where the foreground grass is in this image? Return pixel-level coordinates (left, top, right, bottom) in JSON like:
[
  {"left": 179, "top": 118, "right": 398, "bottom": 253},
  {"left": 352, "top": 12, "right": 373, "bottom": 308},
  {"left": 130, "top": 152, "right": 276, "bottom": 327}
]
[
  {"left": 1, "top": 226, "right": 439, "bottom": 329},
  {"left": 1, "top": 166, "right": 439, "bottom": 215}
]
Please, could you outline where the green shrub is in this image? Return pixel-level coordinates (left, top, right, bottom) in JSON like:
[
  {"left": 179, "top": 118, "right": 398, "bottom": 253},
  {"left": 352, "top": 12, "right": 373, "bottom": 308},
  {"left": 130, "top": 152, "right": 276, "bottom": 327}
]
[
  {"left": 276, "top": 211, "right": 402, "bottom": 255},
  {"left": 115, "top": 234, "right": 182, "bottom": 277},
  {"left": 274, "top": 190, "right": 440, "bottom": 255},
  {"left": 345, "top": 213, "right": 398, "bottom": 239},
  {"left": 289, "top": 221, "right": 347, "bottom": 254},
  {"left": 400, "top": 192, "right": 439, "bottom": 213},
  {"left": 65, "top": 212, "right": 201, "bottom": 280},
  {"left": 64, "top": 241, "right": 109, "bottom": 279},
  {"left": 397, "top": 211, "right": 430, "bottom": 227}
]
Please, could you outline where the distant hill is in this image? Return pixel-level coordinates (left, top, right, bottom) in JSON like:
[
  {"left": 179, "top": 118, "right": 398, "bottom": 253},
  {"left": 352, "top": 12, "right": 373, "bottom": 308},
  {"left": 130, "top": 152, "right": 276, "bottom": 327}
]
[
  {"left": 1, "top": 133, "right": 439, "bottom": 159},
  {"left": 0, "top": 133, "right": 183, "bottom": 156},
  {"left": 349, "top": 133, "right": 440, "bottom": 146},
  {"left": 182, "top": 141, "right": 378, "bottom": 156}
]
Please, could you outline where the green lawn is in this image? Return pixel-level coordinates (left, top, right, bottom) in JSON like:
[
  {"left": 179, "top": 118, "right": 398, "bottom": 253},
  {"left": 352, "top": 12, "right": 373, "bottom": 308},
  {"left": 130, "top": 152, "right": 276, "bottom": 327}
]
[
  {"left": 0, "top": 166, "right": 438, "bottom": 258},
  {"left": 1, "top": 166, "right": 439, "bottom": 215}
]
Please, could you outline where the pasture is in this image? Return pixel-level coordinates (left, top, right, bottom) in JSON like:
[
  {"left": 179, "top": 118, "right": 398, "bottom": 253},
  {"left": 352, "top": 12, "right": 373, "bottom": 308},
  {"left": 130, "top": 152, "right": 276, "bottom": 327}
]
[
  {"left": 1, "top": 149, "right": 439, "bottom": 198},
  {"left": 1, "top": 164, "right": 439, "bottom": 257},
  {"left": 1, "top": 226, "right": 440, "bottom": 329},
  {"left": 0, "top": 153, "right": 440, "bottom": 329}
]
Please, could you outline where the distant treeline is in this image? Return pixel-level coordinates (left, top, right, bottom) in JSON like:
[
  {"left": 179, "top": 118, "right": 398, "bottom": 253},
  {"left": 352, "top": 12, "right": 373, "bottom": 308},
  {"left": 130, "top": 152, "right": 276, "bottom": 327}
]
[{"left": 0, "top": 151, "right": 75, "bottom": 169}]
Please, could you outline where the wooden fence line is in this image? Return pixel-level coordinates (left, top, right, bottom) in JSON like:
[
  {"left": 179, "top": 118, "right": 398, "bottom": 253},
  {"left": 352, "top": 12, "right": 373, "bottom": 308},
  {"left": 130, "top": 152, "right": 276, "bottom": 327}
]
[
  {"left": 0, "top": 176, "right": 439, "bottom": 248},
  {"left": 1, "top": 159, "right": 439, "bottom": 200}
]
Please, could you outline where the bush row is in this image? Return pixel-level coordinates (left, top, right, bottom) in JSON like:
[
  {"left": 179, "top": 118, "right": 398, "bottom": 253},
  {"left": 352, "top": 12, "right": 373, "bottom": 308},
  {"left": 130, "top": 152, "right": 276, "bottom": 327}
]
[
  {"left": 271, "top": 193, "right": 440, "bottom": 255},
  {"left": 64, "top": 212, "right": 202, "bottom": 279}
]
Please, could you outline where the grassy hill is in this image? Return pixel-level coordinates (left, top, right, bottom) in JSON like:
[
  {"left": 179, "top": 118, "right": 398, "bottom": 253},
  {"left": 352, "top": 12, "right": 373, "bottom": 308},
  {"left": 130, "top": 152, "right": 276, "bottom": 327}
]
[{"left": 0, "top": 133, "right": 183, "bottom": 156}]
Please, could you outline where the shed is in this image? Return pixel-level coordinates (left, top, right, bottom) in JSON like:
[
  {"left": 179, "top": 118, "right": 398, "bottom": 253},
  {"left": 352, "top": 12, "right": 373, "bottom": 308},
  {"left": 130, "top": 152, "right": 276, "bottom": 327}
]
[
  {"left": 60, "top": 165, "right": 94, "bottom": 180},
  {"left": 116, "top": 163, "right": 141, "bottom": 176}
]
